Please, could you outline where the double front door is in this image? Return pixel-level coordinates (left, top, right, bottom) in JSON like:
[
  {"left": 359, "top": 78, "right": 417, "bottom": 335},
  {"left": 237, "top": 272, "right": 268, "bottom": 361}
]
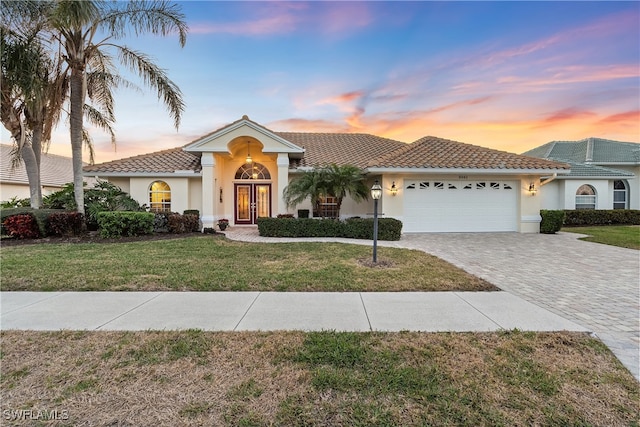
[{"left": 235, "top": 183, "right": 271, "bottom": 225}]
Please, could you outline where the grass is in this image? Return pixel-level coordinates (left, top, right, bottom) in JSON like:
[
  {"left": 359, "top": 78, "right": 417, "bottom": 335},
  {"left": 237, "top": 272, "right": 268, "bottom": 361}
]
[
  {"left": 1, "top": 330, "right": 638, "bottom": 426},
  {"left": 562, "top": 225, "right": 640, "bottom": 250},
  {"left": 0, "top": 235, "right": 496, "bottom": 292}
]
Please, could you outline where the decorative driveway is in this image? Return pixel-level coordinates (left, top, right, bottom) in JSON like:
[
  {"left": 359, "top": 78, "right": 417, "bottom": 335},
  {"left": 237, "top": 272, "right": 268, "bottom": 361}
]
[
  {"left": 226, "top": 228, "right": 640, "bottom": 380},
  {"left": 390, "top": 232, "right": 640, "bottom": 380}
]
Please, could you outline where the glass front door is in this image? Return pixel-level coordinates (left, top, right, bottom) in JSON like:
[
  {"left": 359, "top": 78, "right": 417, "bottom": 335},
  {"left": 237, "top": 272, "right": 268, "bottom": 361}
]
[{"left": 235, "top": 183, "right": 271, "bottom": 224}]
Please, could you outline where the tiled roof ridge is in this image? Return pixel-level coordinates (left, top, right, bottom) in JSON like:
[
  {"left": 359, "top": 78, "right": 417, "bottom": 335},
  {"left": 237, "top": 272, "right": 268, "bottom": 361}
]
[
  {"left": 189, "top": 115, "right": 281, "bottom": 145},
  {"left": 368, "top": 135, "right": 568, "bottom": 169},
  {"left": 85, "top": 146, "right": 186, "bottom": 168}
]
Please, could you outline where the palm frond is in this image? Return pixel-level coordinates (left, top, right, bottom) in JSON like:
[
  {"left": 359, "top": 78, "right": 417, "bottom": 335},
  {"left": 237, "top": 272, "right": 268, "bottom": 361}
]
[
  {"left": 115, "top": 45, "right": 184, "bottom": 129},
  {"left": 100, "top": 0, "right": 187, "bottom": 47}
]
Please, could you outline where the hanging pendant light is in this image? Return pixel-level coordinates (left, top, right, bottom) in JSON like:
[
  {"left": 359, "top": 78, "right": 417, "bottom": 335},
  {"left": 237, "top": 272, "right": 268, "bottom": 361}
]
[{"left": 245, "top": 141, "right": 252, "bottom": 164}]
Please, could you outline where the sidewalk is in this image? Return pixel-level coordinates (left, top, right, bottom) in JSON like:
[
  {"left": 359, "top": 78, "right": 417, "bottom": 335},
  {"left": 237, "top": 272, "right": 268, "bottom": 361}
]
[{"left": 1, "top": 291, "right": 587, "bottom": 333}]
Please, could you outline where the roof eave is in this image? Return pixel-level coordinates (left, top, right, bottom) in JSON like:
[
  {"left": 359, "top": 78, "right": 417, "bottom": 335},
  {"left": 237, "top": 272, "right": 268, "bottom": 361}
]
[
  {"left": 82, "top": 172, "right": 202, "bottom": 178},
  {"left": 365, "top": 167, "right": 571, "bottom": 175},
  {"left": 184, "top": 119, "right": 305, "bottom": 153}
]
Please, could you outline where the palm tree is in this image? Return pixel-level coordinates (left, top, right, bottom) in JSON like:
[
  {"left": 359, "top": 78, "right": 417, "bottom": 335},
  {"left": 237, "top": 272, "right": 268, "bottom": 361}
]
[
  {"left": 1, "top": 0, "right": 58, "bottom": 208},
  {"left": 47, "top": 0, "right": 187, "bottom": 214},
  {"left": 1, "top": 1, "right": 113, "bottom": 209},
  {"left": 283, "top": 164, "right": 370, "bottom": 218},
  {"left": 322, "top": 164, "right": 370, "bottom": 216}
]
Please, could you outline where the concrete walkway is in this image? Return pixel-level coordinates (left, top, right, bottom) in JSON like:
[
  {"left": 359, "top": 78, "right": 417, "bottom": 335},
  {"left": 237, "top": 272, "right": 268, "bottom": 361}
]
[{"left": 0, "top": 291, "right": 586, "bottom": 333}]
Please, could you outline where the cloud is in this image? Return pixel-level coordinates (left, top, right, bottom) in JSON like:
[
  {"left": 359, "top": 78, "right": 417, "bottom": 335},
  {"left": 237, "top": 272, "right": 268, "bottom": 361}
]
[{"left": 188, "top": 2, "right": 374, "bottom": 37}]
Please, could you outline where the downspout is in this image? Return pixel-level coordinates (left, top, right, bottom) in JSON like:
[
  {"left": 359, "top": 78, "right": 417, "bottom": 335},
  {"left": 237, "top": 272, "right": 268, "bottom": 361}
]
[{"left": 540, "top": 173, "right": 557, "bottom": 187}]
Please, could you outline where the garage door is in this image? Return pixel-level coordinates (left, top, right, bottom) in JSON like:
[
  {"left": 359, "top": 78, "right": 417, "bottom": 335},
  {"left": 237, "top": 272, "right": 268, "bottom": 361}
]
[{"left": 402, "top": 180, "right": 518, "bottom": 232}]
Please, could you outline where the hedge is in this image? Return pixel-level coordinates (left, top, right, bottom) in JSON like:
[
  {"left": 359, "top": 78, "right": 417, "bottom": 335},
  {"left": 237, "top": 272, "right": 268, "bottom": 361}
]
[
  {"left": 96, "top": 211, "right": 154, "bottom": 238},
  {"left": 0, "top": 208, "right": 64, "bottom": 237},
  {"left": 257, "top": 217, "right": 403, "bottom": 241},
  {"left": 540, "top": 210, "right": 565, "bottom": 234},
  {"left": 563, "top": 209, "right": 640, "bottom": 226}
]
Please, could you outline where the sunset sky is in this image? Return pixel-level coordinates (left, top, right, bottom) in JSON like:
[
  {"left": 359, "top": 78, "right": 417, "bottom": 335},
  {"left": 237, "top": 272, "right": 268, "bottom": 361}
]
[{"left": 4, "top": 1, "right": 640, "bottom": 163}]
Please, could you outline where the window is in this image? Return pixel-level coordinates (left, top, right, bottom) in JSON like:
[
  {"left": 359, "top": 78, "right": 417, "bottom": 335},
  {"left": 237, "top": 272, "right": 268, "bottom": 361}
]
[
  {"left": 235, "top": 162, "right": 271, "bottom": 180},
  {"left": 575, "top": 184, "right": 596, "bottom": 210},
  {"left": 149, "top": 181, "right": 171, "bottom": 212},
  {"left": 314, "top": 195, "right": 338, "bottom": 218},
  {"left": 613, "top": 180, "right": 628, "bottom": 209}
]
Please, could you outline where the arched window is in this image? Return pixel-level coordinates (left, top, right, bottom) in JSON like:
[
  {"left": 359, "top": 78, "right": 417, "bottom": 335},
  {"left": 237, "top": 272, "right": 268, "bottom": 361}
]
[
  {"left": 149, "top": 181, "right": 171, "bottom": 212},
  {"left": 235, "top": 162, "right": 271, "bottom": 180},
  {"left": 613, "top": 180, "right": 628, "bottom": 209},
  {"left": 575, "top": 184, "right": 596, "bottom": 210}
]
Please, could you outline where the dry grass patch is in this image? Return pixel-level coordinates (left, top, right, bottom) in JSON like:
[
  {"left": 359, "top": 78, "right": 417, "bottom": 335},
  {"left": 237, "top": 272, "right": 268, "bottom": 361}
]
[{"left": 1, "top": 330, "right": 638, "bottom": 426}]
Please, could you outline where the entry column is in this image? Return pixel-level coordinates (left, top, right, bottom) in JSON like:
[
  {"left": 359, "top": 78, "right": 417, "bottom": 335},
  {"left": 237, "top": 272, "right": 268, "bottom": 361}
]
[
  {"left": 201, "top": 153, "right": 216, "bottom": 229},
  {"left": 276, "top": 153, "right": 289, "bottom": 215}
]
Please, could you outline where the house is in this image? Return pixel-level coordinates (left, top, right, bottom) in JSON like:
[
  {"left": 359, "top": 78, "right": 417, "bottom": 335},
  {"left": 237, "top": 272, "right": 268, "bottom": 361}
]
[
  {"left": 0, "top": 144, "right": 85, "bottom": 202},
  {"left": 522, "top": 138, "right": 639, "bottom": 211},
  {"left": 83, "top": 115, "right": 570, "bottom": 233}
]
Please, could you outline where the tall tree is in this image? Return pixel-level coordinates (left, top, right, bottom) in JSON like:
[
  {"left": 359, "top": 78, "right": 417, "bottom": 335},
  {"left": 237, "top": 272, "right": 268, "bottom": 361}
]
[
  {"left": 48, "top": 0, "right": 187, "bottom": 214},
  {"left": 283, "top": 164, "right": 370, "bottom": 218},
  {"left": 0, "top": 1, "right": 68, "bottom": 208}
]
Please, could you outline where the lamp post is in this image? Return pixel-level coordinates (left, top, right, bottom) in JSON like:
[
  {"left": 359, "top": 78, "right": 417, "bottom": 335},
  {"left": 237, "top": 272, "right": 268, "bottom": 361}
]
[{"left": 370, "top": 180, "right": 382, "bottom": 263}]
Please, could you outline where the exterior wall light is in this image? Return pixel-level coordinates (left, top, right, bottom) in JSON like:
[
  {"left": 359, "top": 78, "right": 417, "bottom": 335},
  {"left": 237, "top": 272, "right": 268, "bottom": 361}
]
[
  {"left": 529, "top": 183, "right": 537, "bottom": 196},
  {"left": 245, "top": 141, "right": 252, "bottom": 164},
  {"left": 390, "top": 181, "right": 398, "bottom": 196}
]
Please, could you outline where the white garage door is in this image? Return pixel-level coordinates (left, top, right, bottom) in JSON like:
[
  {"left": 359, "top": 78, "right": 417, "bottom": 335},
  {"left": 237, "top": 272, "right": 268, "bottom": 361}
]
[{"left": 403, "top": 180, "right": 518, "bottom": 232}]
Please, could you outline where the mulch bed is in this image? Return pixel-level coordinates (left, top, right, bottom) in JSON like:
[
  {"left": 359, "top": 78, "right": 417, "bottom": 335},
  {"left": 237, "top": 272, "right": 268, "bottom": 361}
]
[{"left": 0, "top": 232, "right": 215, "bottom": 247}]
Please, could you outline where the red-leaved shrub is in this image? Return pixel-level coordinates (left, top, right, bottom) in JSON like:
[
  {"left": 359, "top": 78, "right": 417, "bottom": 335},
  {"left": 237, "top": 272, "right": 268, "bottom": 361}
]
[
  {"left": 3, "top": 214, "right": 40, "bottom": 239},
  {"left": 48, "top": 212, "right": 85, "bottom": 236}
]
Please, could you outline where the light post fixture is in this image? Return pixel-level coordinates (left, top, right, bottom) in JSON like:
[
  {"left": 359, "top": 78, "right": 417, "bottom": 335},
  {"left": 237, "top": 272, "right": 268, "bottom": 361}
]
[{"left": 371, "top": 180, "right": 382, "bottom": 263}]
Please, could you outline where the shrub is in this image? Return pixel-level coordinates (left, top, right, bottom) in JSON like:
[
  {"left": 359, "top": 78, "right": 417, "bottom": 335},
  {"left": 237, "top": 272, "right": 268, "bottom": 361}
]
[
  {"left": 97, "top": 212, "right": 154, "bottom": 238},
  {"left": 1, "top": 208, "right": 60, "bottom": 237},
  {"left": 563, "top": 209, "right": 640, "bottom": 226},
  {"left": 153, "top": 213, "right": 169, "bottom": 232},
  {"left": 167, "top": 213, "right": 186, "bottom": 234},
  {"left": 344, "top": 217, "right": 403, "bottom": 241},
  {"left": 3, "top": 214, "right": 40, "bottom": 239},
  {"left": 1, "top": 197, "right": 30, "bottom": 208},
  {"left": 540, "top": 210, "right": 565, "bottom": 234},
  {"left": 47, "top": 212, "right": 85, "bottom": 236},
  {"left": 277, "top": 213, "right": 295, "bottom": 218},
  {"left": 183, "top": 213, "right": 200, "bottom": 232},
  {"left": 257, "top": 217, "right": 403, "bottom": 240}
]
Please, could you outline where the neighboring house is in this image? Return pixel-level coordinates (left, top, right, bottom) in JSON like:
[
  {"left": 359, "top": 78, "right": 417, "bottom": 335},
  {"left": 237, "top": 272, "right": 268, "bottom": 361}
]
[
  {"left": 523, "top": 138, "right": 639, "bottom": 211},
  {"left": 84, "top": 115, "right": 569, "bottom": 233},
  {"left": 0, "top": 144, "right": 89, "bottom": 202}
]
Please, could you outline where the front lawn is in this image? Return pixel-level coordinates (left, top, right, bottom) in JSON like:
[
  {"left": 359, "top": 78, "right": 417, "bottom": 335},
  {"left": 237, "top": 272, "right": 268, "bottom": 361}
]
[
  {"left": 562, "top": 225, "right": 640, "bottom": 250},
  {"left": 1, "top": 330, "right": 637, "bottom": 426},
  {"left": 0, "top": 236, "right": 496, "bottom": 292}
]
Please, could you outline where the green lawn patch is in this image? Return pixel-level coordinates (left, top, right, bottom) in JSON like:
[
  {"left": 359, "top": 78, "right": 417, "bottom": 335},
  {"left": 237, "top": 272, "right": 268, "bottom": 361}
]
[
  {"left": 562, "top": 225, "right": 640, "bottom": 250},
  {"left": 1, "top": 330, "right": 637, "bottom": 426},
  {"left": 0, "top": 236, "right": 496, "bottom": 292}
]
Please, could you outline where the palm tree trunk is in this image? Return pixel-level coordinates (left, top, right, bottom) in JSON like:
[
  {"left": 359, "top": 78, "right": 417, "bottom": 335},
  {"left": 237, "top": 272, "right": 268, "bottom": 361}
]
[
  {"left": 29, "top": 120, "right": 44, "bottom": 207},
  {"left": 20, "top": 143, "right": 41, "bottom": 209},
  {"left": 70, "top": 67, "right": 85, "bottom": 214}
]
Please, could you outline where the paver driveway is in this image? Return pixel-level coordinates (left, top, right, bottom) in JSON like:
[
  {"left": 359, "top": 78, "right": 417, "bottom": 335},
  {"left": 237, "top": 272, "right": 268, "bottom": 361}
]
[
  {"left": 227, "top": 228, "right": 640, "bottom": 380},
  {"left": 391, "top": 232, "right": 640, "bottom": 380}
]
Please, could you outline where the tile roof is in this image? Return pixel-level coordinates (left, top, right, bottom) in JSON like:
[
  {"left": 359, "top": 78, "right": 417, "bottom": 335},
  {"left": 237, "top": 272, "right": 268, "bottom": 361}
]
[
  {"left": 367, "top": 136, "right": 569, "bottom": 170},
  {"left": 276, "top": 132, "right": 405, "bottom": 168},
  {"left": 559, "top": 161, "right": 633, "bottom": 177},
  {"left": 522, "top": 137, "right": 640, "bottom": 164},
  {"left": 83, "top": 124, "right": 569, "bottom": 174},
  {"left": 83, "top": 146, "right": 201, "bottom": 174},
  {"left": 1, "top": 144, "right": 79, "bottom": 186}
]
